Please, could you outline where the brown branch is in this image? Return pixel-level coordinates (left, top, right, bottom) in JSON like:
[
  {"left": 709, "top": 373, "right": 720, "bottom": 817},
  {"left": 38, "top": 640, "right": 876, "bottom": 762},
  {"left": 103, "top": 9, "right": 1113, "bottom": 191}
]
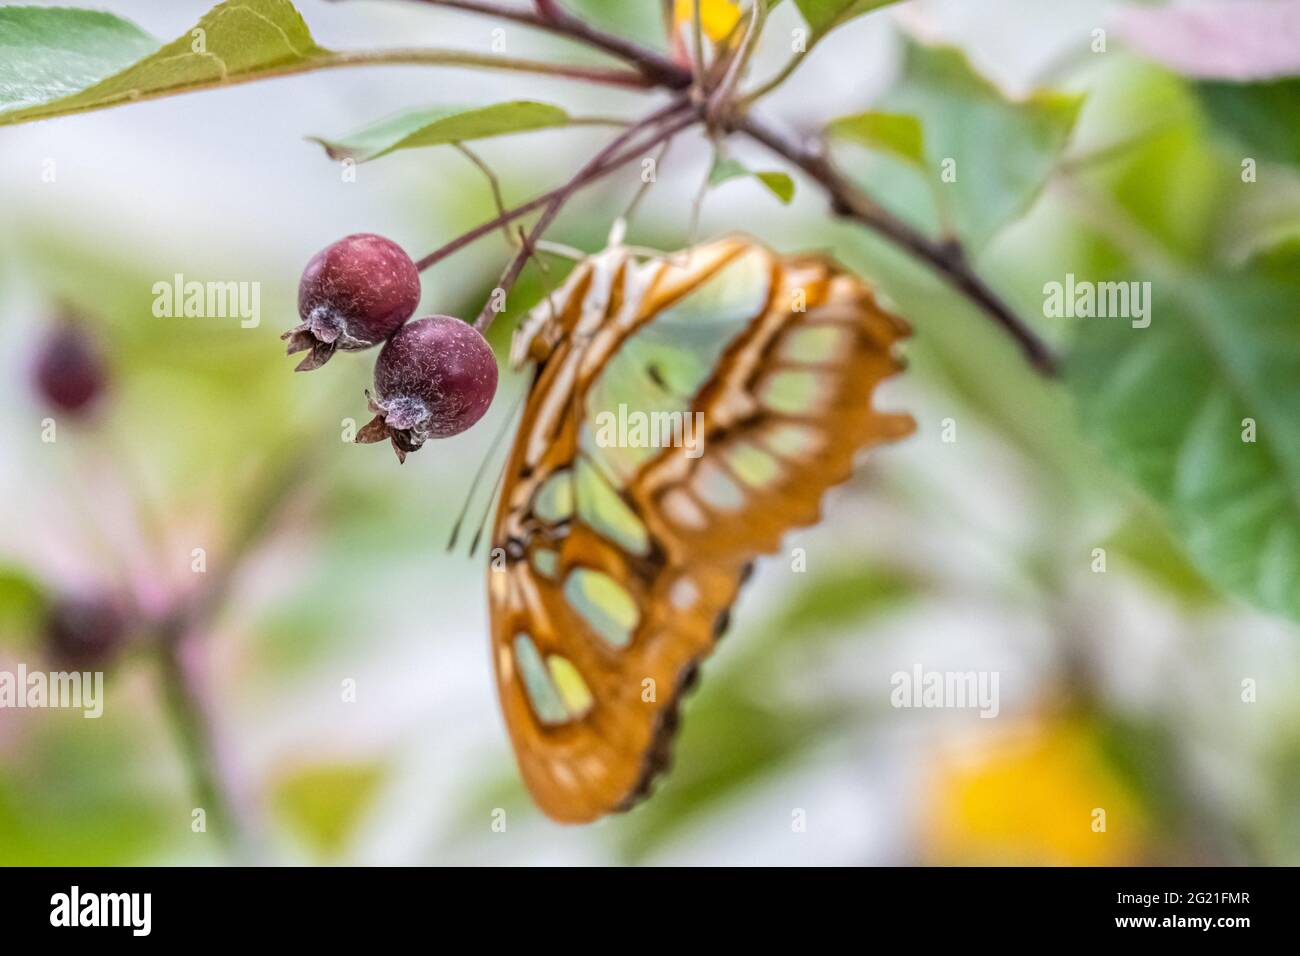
[
  {"left": 415, "top": 116, "right": 688, "bottom": 272},
  {"left": 375, "top": 0, "right": 1056, "bottom": 375},
  {"left": 472, "top": 99, "right": 695, "bottom": 332},
  {"left": 390, "top": 0, "right": 693, "bottom": 89},
  {"left": 738, "top": 114, "right": 1059, "bottom": 376}
]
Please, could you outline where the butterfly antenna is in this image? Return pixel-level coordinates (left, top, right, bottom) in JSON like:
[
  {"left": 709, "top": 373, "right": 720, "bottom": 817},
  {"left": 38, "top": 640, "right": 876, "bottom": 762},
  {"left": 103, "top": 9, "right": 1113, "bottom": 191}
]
[
  {"left": 468, "top": 456, "right": 511, "bottom": 558},
  {"left": 446, "top": 385, "right": 527, "bottom": 554}
]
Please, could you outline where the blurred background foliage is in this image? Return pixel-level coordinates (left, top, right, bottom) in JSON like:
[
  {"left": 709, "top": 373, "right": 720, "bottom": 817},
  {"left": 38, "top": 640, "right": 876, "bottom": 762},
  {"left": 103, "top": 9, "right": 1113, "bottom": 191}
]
[{"left": 1, "top": 0, "right": 1299, "bottom": 865}]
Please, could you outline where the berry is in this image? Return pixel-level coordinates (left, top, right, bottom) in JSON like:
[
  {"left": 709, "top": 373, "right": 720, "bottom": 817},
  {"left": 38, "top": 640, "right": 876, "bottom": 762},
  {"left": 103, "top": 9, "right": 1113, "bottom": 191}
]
[
  {"left": 356, "top": 316, "right": 498, "bottom": 462},
  {"left": 44, "top": 594, "right": 128, "bottom": 670},
  {"left": 32, "top": 313, "right": 108, "bottom": 415},
  {"left": 284, "top": 233, "right": 421, "bottom": 371}
]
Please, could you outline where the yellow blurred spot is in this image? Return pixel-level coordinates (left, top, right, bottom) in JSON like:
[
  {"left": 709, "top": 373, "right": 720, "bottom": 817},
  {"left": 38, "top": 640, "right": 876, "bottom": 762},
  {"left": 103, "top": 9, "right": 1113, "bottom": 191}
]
[
  {"left": 675, "top": 0, "right": 744, "bottom": 43},
  {"left": 923, "top": 715, "right": 1146, "bottom": 865}
]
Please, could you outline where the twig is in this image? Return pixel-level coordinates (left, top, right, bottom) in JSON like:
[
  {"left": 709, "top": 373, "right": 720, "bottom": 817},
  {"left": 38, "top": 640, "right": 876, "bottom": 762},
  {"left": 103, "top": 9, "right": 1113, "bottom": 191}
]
[
  {"left": 380, "top": 0, "right": 1055, "bottom": 375},
  {"left": 389, "top": 0, "right": 693, "bottom": 89},
  {"left": 158, "top": 621, "right": 255, "bottom": 863},
  {"left": 303, "top": 46, "right": 655, "bottom": 88},
  {"left": 473, "top": 99, "right": 695, "bottom": 332},
  {"left": 415, "top": 119, "right": 691, "bottom": 272},
  {"left": 155, "top": 450, "right": 317, "bottom": 862},
  {"left": 737, "top": 114, "right": 1059, "bottom": 375}
]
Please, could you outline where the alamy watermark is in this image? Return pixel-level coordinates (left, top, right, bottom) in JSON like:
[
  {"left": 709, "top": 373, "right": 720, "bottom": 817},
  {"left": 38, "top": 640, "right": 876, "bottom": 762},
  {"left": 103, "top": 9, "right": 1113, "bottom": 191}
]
[
  {"left": 0, "top": 665, "right": 103, "bottom": 718},
  {"left": 593, "top": 403, "right": 705, "bottom": 458},
  {"left": 890, "top": 665, "right": 1000, "bottom": 718},
  {"left": 50, "top": 886, "right": 150, "bottom": 936},
  {"left": 152, "top": 273, "right": 261, "bottom": 328},
  {"left": 1043, "top": 273, "right": 1151, "bottom": 328}
]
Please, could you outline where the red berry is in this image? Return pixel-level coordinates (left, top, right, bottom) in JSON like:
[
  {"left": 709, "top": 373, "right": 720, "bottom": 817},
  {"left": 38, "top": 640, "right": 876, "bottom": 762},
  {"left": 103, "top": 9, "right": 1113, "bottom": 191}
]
[
  {"left": 33, "top": 315, "right": 108, "bottom": 415},
  {"left": 44, "top": 594, "right": 128, "bottom": 669},
  {"left": 284, "top": 233, "right": 421, "bottom": 371},
  {"left": 356, "top": 316, "right": 498, "bottom": 462}
]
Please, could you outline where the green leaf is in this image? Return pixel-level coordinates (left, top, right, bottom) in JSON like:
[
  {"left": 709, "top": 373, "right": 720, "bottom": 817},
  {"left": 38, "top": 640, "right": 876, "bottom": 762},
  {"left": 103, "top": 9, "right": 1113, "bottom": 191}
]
[
  {"left": 1069, "top": 254, "right": 1300, "bottom": 622},
  {"left": 871, "top": 40, "right": 1083, "bottom": 248},
  {"left": 1197, "top": 79, "right": 1300, "bottom": 168},
  {"left": 615, "top": 683, "right": 840, "bottom": 862},
  {"left": 793, "top": 0, "right": 901, "bottom": 39},
  {"left": 826, "top": 110, "right": 924, "bottom": 165},
  {"left": 755, "top": 170, "right": 797, "bottom": 204},
  {"left": 708, "top": 154, "right": 796, "bottom": 204},
  {"left": 0, "top": 0, "right": 330, "bottom": 127},
  {"left": 309, "top": 101, "right": 573, "bottom": 163},
  {"left": 0, "top": 567, "right": 48, "bottom": 645},
  {"left": 271, "top": 761, "right": 387, "bottom": 857},
  {"left": 0, "top": 7, "right": 159, "bottom": 113}
]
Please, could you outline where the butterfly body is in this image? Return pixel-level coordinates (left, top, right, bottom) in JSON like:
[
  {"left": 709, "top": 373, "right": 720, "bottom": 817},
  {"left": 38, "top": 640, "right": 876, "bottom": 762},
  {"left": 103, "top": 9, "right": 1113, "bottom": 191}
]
[{"left": 489, "top": 236, "right": 913, "bottom": 823}]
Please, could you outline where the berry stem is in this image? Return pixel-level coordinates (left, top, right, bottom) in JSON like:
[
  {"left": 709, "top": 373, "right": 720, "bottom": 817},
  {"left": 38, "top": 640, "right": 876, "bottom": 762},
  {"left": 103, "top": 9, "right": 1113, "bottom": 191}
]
[{"left": 472, "top": 99, "right": 696, "bottom": 333}]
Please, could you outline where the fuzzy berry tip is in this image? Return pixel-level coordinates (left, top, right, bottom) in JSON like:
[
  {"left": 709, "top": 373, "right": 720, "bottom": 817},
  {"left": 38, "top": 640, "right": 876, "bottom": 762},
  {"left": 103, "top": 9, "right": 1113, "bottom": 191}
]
[
  {"left": 286, "top": 233, "right": 421, "bottom": 371},
  {"left": 355, "top": 316, "right": 498, "bottom": 462},
  {"left": 33, "top": 313, "right": 108, "bottom": 416}
]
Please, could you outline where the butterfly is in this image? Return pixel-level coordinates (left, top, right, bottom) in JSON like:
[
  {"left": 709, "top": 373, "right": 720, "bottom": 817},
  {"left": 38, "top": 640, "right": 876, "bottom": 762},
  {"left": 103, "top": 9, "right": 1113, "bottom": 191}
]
[{"left": 487, "top": 234, "right": 913, "bottom": 823}]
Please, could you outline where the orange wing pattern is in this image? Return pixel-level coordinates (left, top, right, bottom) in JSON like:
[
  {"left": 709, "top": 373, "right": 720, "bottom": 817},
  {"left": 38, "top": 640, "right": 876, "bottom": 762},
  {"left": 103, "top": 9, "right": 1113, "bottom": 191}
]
[{"left": 488, "top": 237, "right": 913, "bottom": 822}]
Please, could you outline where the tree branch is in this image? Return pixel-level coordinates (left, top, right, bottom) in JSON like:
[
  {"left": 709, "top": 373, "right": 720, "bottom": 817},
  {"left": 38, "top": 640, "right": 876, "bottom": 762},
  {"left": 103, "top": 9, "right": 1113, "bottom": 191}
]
[
  {"left": 392, "top": 0, "right": 693, "bottom": 89},
  {"left": 374, "top": 0, "right": 1057, "bottom": 375},
  {"left": 319, "top": 46, "right": 654, "bottom": 88},
  {"left": 473, "top": 99, "right": 696, "bottom": 332},
  {"left": 415, "top": 103, "right": 692, "bottom": 272},
  {"left": 738, "top": 114, "right": 1059, "bottom": 376}
]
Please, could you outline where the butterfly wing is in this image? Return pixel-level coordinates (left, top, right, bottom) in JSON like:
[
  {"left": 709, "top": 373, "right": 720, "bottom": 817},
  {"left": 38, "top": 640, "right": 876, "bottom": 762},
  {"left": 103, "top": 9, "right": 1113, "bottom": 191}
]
[{"left": 488, "top": 237, "right": 913, "bottom": 823}]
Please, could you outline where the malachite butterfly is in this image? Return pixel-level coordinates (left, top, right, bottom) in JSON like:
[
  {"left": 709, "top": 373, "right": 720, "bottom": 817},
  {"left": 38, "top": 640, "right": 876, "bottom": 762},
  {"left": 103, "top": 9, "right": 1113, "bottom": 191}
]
[{"left": 488, "top": 235, "right": 913, "bottom": 823}]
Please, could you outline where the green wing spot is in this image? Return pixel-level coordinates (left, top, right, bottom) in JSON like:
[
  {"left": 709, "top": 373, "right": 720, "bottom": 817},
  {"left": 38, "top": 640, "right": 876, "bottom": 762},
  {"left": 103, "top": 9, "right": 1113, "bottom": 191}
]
[
  {"left": 531, "top": 548, "right": 560, "bottom": 579},
  {"left": 576, "top": 458, "right": 650, "bottom": 556},
  {"left": 724, "top": 441, "right": 783, "bottom": 488},
  {"left": 762, "top": 423, "right": 823, "bottom": 459},
  {"left": 547, "top": 655, "right": 594, "bottom": 717},
  {"left": 514, "top": 633, "right": 568, "bottom": 725},
  {"left": 780, "top": 325, "right": 850, "bottom": 364},
  {"left": 563, "top": 568, "right": 639, "bottom": 649},
  {"left": 759, "top": 370, "right": 830, "bottom": 415},
  {"left": 533, "top": 470, "right": 574, "bottom": 523},
  {"left": 693, "top": 459, "right": 746, "bottom": 512}
]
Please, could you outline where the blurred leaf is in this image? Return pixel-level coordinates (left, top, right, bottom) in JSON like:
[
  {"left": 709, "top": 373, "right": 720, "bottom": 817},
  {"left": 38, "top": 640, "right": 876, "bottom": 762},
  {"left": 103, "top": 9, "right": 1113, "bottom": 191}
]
[
  {"left": 873, "top": 40, "right": 1083, "bottom": 248},
  {"left": 615, "top": 683, "right": 840, "bottom": 862},
  {"left": 0, "top": 566, "right": 49, "bottom": 643},
  {"left": 1103, "top": 510, "right": 1216, "bottom": 605},
  {"left": 1197, "top": 79, "right": 1300, "bottom": 168},
  {"left": 1095, "top": 713, "right": 1191, "bottom": 842},
  {"left": 0, "top": 0, "right": 330, "bottom": 127},
  {"left": 271, "top": 761, "right": 387, "bottom": 857},
  {"left": 0, "top": 7, "right": 158, "bottom": 112},
  {"left": 747, "top": 562, "right": 915, "bottom": 655},
  {"left": 709, "top": 154, "right": 796, "bottom": 204},
  {"left": 1116, "top": 1, "right": 1300, "bottom": 82},
  {"left": 791, "top": 0, "right": 902, "bottom": 40},
  {"left": 0, "top": 712, "right": 175, "bottom": 865},
  {"left": 826, "top": 110, "right": 924, "bottom": 165},
  {"left": 309, "top": 101, "right": 576, "bottom": 163},
  {"left": 1070, "top": 250, "right": 1300, "bottom": 623}
]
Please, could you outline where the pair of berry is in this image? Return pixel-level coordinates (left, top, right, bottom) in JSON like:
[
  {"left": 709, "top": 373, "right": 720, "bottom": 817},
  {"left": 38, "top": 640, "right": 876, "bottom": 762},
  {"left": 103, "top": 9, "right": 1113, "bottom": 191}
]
[{"left": 285, "top": 234, "right": 498, "bottom": 462}]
